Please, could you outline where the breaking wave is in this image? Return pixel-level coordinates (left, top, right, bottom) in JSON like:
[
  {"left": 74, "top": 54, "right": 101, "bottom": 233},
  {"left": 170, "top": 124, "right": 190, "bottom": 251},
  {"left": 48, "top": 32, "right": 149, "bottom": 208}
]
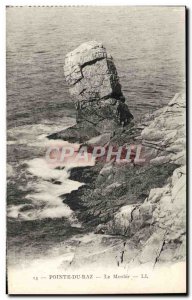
[{"left": 6, "top": 119, "right": 88, "bottom": 225}]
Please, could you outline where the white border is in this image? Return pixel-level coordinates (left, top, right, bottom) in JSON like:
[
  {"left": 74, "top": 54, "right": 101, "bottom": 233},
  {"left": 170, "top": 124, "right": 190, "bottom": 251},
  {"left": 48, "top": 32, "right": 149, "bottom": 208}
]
[
  {"left": 0, "top": 0, "right": 191, "bottom": 299},
  {"left": 2, "top": 0, "right": 191, "bottom": 6}
]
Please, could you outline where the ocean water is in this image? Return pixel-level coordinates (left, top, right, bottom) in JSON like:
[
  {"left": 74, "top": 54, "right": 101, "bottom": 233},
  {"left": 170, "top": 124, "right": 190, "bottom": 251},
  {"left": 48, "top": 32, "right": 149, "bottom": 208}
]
[{"left": 6, "top": 6, "right": 185, "bottom": 265}]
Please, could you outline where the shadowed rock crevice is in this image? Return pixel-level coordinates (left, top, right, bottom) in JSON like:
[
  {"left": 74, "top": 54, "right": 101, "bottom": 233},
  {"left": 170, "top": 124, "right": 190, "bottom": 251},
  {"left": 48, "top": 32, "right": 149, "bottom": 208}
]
[{"left": 80, "top": 56, "right": 105, "bottom": 69}]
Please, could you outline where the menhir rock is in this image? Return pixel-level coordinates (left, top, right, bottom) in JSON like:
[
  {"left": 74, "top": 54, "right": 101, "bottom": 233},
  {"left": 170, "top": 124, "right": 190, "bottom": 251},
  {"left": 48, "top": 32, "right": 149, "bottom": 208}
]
[
  {"left": 64, "top": 41, "right": 123, "bottom": 105},
  {"left": 49, "top": 41, "right": 129, "bottom": 142},
  {"left": 49, "top": 41, "right": 133, "bottom": 142}
]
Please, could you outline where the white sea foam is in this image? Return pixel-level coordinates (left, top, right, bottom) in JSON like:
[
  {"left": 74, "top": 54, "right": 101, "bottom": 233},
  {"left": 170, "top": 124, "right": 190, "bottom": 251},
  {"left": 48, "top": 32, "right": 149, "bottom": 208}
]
[
  {"left": 7, "top": 119, "right": 94, "bottom": 223},
  {"left": 7, "top": 204, "right": 26, "bottom": 219},
  {"left": 7, "top": 160, "right": 83, "bottom": 222},
  {"left": 7, "top": 118, "right": 75, "bottom": 146},
  {"left": 18, "top": 157, "right": 84, "bottom": 221},
  {"left": 7, "top": 202, "right": 80, "bottom": 223},
  {"left": 26, "top": 158, "right": 69, "bottom": 180},
  {"left": 37, "top": 205, "right": 74, "bottom": 219}
]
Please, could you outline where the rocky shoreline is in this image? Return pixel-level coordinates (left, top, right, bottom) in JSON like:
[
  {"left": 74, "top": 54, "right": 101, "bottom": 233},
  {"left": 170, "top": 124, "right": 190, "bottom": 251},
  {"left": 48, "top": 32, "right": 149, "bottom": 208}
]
[
  {"left": 46, "top": 41, "right": 186, "bottom": 270},
  {"left": 47, "top": 92, "right": 186, "bottom": 270}
]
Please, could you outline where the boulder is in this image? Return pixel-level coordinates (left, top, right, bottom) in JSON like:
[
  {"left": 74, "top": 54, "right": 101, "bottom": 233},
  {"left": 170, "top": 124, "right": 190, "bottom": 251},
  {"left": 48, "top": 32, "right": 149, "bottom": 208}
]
[
  {"left": 52, "top": 41, "right": 133, "bottom": 141},
  {"left": 48, "top": 41, "right": 133, "bottom": 142},
  {"left": 64, "top": 41, "right": 122, "bottom": 103}
]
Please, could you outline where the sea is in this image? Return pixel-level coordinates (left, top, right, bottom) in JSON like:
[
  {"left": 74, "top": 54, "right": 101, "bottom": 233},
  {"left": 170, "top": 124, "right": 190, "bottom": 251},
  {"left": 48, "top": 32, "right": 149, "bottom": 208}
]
[{"left": 6, "top": 6, "right": 185, "bottom": 268}]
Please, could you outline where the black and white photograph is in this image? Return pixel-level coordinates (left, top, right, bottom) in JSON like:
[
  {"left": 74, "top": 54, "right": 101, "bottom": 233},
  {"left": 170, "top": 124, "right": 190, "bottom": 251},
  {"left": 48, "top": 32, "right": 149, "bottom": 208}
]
[{"left": 6, "top": 5, "right": 186, "bottom": 294}]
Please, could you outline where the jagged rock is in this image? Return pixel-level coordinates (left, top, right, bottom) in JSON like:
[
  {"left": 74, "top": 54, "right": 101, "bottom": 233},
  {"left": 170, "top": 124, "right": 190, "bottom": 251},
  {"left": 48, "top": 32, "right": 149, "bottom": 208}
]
[
  {"left": 171, "top": 167, "right": 186, "bottom": 206},
  {"left": 99, "top": 162, "right": 114, "bottom": 176},
  {"left": 64, "top": 41, "right": 123, "bottom": 133},
  {"left": 105, "top": 164, "right": 186, "bottom": 267},
  {"left": 64, "top": 41, "right": 122, "bottom": 103},
  {"left": 141, "top": 128, "right": 165, "bottom": 141},
  {"left": 127, "top": 229, "right": 166, "bottom": 268},
  {"left": 48, "top": 41, "right": 133, "bottom": 142},
  {"left": 94, "top": 224, "right": 108, "bottom": 234},
  {"left": 146, "top": 187, "right": 166, "bottom": 203},
  {"left": 168, "top": 92, "right": 185, "bottom": 107},
  {"left": 150, "top": 156, "right": 171, "bottom": 165},
  {"left": 141, "top": 93, "right": 186, "bottom": 165},
  {"left": 93, "top": 93, "right": 186, "bottom": 268},
  {"left": 86, "top": 132, "right": 111, "bottom": 147},
  {"left": 48, "top": 122, "right": 100, "bottom": 143},
  {"left": 54, "top": 41, "right": 133, "bottom": 141},
  {"left": 104, "top": 182, "right": 123, "bottom": 194},
  {"left": 96, "top": 161, "right": 114, "bottom": 185},
  {"left": 68, "top": 233, "right": 125, "bottom": 269},
  {"left": 172, "top": 165, "right": 186, "bottom": 185},
  {"left": 50, "top": 82, "right": 185, "bottom": 270},
  {"left": 107, "top": 205, "right": 137, "bottom": 236}
]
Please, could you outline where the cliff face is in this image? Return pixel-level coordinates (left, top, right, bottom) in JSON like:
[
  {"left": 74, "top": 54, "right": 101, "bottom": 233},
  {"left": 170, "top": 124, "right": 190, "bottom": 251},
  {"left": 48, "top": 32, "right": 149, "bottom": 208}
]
[
  {"left": 105, "top": 92, "right": 186, "bottom": 268},
  {"left": 141, "top": 93, "right": 185, "bottom": 166},
  {"left": 48, "top": 42, "right": 186, "bottom": 270},
  {"left": 60, "top": 93, "right": 186, "bottom": 270}
]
